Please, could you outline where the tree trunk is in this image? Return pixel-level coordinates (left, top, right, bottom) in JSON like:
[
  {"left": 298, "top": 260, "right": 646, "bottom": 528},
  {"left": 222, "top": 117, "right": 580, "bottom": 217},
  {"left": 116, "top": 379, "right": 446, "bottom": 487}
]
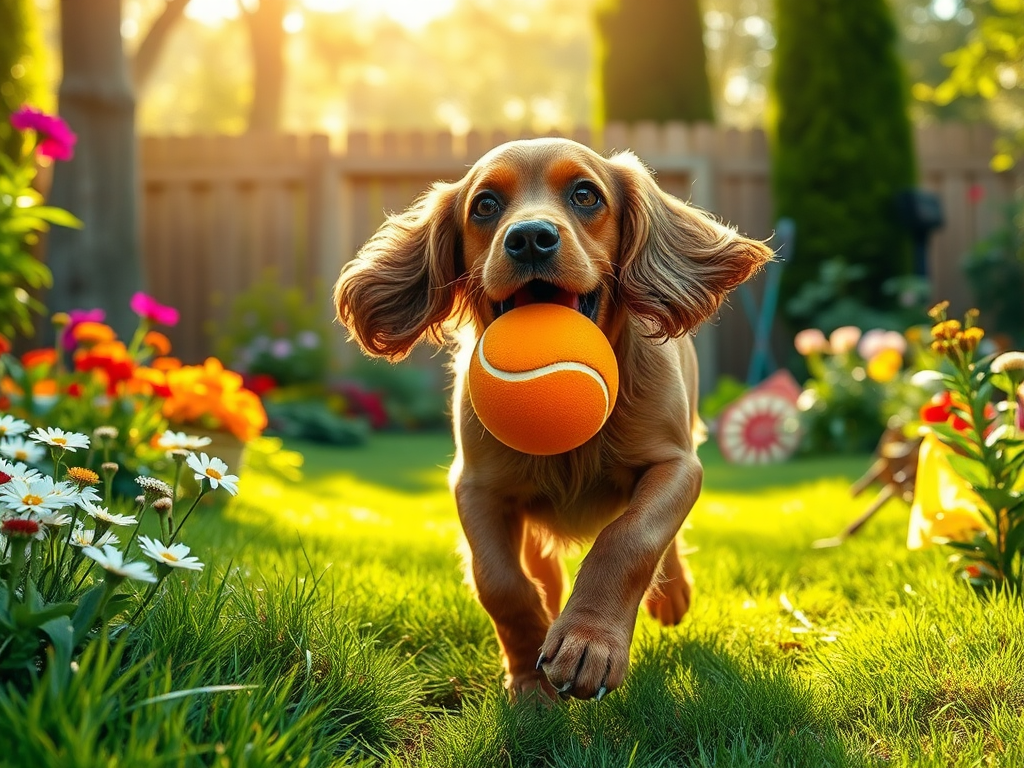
[
  {"left": 47, "top": 0, "right": 142, "bottom": 340},
  {"left": 132, "top": 0, "right": 190, "bottom": 93},
  {"left": 245, "top": 0, "right": 287, "bottom": 132}
]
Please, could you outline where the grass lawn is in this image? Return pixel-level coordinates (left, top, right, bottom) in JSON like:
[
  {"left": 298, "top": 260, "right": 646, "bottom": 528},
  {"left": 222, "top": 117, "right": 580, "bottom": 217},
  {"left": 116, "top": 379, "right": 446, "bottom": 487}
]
[{"left": 4, "top": 432, "right": 1023, "bottom": 767}]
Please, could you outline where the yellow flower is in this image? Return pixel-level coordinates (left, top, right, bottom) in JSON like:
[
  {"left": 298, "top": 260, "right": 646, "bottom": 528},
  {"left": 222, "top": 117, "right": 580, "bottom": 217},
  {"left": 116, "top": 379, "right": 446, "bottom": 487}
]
[
  {"left": 931, "top": 319, "right": 961, "bottom": 341},
  {"left": 866, "top": 348, "right": 903, "bottom": 383},
  {"left": 957, "top": 326, "right": 984, "bottom": 353},
  {"left": 908, "top": 432, "right": 986, "bottom": 550}
]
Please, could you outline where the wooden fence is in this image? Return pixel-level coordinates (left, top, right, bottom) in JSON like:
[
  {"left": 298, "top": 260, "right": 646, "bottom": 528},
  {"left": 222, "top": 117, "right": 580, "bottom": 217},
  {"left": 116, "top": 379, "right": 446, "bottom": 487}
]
[{"left": 139, "top": 122, "right": 1023, "bottom": 387}]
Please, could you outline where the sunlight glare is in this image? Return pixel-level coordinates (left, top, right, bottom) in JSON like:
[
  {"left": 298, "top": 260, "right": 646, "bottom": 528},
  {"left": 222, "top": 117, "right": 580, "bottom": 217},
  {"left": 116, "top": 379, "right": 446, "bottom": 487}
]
[
  {"left": 185, "top": 0, "right": 240, "bottom": 26},
  {"left": 302, "top": 0, "right": 456, "bottom": 28}
]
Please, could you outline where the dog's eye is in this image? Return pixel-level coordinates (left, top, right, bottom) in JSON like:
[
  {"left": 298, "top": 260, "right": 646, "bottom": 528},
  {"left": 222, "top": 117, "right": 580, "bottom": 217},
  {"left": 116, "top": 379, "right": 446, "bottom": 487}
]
[
  {"left": 472, "top": 194, "right": 501, "bottom": 219},
  {"left": 571, "top": 184, "right": 601, "bottom": 208}
]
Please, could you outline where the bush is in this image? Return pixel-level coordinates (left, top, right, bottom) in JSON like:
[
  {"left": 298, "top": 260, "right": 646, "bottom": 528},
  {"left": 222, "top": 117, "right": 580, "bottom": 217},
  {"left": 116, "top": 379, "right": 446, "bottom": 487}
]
[{"left": 770, "top": 0, "right": 916, "bottom": 320}]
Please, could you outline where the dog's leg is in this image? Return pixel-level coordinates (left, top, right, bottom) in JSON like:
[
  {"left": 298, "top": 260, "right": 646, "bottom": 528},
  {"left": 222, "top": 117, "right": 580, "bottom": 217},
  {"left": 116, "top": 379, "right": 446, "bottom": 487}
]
[
  {"left": 538, "top": 453, "right": 703, "bottom": 700},
  {"left": 521, "top": 524, "right": 567, "bottom": 621},
  {"left": 455, "top": 482, "right": 557, "bottom": 700},
  {"left": 643, "top": 537, "right": 693, "bottom": 626}
]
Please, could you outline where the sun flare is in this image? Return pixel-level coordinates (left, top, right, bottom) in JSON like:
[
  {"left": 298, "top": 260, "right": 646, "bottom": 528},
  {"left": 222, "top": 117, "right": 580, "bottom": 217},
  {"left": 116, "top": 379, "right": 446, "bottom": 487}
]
[{"left": 184, "top": 0, "right": 457, "bottom": 29}]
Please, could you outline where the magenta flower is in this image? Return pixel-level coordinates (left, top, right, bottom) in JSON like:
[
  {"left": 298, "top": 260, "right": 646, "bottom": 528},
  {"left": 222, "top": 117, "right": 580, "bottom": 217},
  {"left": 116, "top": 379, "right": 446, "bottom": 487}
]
[
  {"left": 130, "top": 293, "right": 179, "bottom": 327},
  {"left": 63, "top": 308, "right": 107, "bottom": 351},
  {"left": 10, "top": 106, "right": 77, "bottom": 161}
]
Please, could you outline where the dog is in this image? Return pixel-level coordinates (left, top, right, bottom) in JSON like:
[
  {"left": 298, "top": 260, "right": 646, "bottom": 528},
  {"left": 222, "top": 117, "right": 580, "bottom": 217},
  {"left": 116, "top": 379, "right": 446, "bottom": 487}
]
[{"left": 334, "top": 138, "right": 773, "bottom": 701}]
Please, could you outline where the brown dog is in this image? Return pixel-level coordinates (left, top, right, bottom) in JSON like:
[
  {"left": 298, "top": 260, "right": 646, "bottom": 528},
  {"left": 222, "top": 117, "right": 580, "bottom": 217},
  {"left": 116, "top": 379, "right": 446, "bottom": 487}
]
[{"left": 334, "top": 138, "right": 773, "bottom": 701}]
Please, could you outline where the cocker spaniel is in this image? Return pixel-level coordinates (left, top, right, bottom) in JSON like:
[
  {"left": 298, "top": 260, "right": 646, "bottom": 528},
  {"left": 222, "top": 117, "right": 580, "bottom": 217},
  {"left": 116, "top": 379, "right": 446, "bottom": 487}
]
[{"left": 334, "top": 138, "right": 773, "bottom": 701}]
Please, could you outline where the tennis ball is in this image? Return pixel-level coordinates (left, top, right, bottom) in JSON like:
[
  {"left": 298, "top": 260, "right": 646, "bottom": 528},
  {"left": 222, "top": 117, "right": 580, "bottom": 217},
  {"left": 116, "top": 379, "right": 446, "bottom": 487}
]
[{"left": 468, "top": 303, "right": 619, "bottom": 455}]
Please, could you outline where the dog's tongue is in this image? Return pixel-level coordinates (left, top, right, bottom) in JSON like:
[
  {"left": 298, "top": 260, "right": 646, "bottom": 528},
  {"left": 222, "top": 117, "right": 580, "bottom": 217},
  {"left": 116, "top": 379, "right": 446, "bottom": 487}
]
[{"left": 514, "top": 285, "right": 580, "bottom": 310}]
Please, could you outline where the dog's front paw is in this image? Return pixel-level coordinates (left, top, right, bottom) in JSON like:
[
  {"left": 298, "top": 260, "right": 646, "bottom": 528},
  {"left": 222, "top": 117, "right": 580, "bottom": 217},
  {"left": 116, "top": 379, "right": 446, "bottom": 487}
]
[
  {"left": 643, "top": 569, "right": 692, "bottom": 626},
  {"left": 537, "top": 610, "right": 630, "bottom": 700},
  {"left": 508, "top": 670, "right": 558, "bottom": 704}
]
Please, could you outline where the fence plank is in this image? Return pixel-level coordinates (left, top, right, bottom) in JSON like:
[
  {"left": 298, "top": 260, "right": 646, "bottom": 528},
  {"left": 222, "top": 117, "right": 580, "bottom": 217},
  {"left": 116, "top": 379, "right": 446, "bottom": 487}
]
[{"left": 135, "top": 124, "right": 1018, "bottom": 384}]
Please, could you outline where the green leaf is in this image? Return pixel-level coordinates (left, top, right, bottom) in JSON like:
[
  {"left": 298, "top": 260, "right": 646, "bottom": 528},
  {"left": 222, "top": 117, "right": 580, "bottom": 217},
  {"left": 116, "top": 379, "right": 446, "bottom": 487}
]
[
  {"left": 40, "top": 616, "right": 74, "bottom": 693},
  {"left": 926, "top": 423, "right": 983, "bottom": 460},
  {"left": 976, "top": 487, "right": 1023, "bottom": 516},
  {"left": 30, "top": 206, "right": 83, "bottom": 229},
  {"left": 946, "top": 453, "right": 991, "bottom": 488},
  {"left": 72, "top": 585, "right": 107, "bottom": 645},
  {"left": 9, "top": 601, "right": 77, "bottom": 630}
]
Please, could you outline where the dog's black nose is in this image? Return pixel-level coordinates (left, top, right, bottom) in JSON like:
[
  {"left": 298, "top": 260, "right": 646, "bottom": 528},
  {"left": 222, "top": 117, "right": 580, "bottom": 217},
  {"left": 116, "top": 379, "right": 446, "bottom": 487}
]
[{"left": 504, "top": 220, "right": 560, "bottom": 265}]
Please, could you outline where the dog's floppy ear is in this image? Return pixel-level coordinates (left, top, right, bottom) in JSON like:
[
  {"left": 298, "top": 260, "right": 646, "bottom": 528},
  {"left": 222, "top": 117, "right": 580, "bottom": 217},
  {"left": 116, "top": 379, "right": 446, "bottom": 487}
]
[
  {"left": 334, "top": 180, "right": 464, "bottom": 361},
  {"left": 610, "top": 151, "right": 774, "bottom": 340}
]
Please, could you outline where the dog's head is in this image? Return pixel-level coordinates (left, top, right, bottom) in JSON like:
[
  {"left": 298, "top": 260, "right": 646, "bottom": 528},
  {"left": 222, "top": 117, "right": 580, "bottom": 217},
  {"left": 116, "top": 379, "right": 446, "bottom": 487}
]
[{"left": 335, "top": 137, "right": 773, "bottom": 360}]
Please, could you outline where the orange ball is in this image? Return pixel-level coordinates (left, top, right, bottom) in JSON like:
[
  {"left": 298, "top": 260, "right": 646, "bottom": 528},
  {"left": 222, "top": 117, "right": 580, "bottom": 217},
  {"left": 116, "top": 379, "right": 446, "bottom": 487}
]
[{"left": 468, "top": 304, "right": 619, "bottom": 455}]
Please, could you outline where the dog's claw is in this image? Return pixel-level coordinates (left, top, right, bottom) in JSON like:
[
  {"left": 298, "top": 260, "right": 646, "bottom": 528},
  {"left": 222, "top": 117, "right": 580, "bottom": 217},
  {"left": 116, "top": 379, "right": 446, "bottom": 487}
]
[
  {"left": 536, "top": 653, "right": 548, "bottom": 670},
  {"left": 557, "top": 681, "right": 573, "bottom": 694},
  {"left": 596, "top": 686, "right": 607, "bottom": 702}
]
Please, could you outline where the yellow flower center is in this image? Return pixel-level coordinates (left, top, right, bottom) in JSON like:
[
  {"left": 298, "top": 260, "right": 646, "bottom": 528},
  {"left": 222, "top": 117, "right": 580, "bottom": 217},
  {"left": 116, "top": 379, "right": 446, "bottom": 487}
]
[
  {"left": 205, "top": 468, "right": 223, "bottom": 481},
  {"left": 23, "top": 494, "right": 43, "bottom": 506},
  {"left": 14, "top": 450, "right": 28, "bottom": 460},
  {"left": 52, "top": 436, "right": 67, "bottom": 446},
  {"left": 164, "top": 552, "right": 179, "bottom": 562}
]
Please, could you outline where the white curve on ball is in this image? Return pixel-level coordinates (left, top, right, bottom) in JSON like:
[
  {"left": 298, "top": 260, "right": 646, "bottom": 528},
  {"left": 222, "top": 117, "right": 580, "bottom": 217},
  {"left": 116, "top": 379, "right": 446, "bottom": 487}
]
[{"left": 476, "top": 330, "right": 611, "bottom": 419}]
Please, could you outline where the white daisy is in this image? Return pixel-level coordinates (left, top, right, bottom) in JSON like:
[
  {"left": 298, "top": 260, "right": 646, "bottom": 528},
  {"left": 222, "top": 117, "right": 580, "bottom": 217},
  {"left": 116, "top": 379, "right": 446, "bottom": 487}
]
[
  {"left": 157, "top": 430, "right": 212, "bottom": 452},
  {"left": 186, "top": 453, "right": 239, "bottom": 496},
  {"left": 0, "top": 437, "right": 45, "bottom": 464},
  {"left": 35, "top": 510, "right": 74, "bottom": 528},
  {"left": 0, "top": 458, "right": 41, "bottom": 482},
  {"left": 81, "top": 500, "right": 138, "bottom": 527},
  {"left": 0, "top": 415, "right": 30, "bottom": 438},
  {"left": 69, "top": 525, "right": 120, "bottom": 548},
  {"left": 81, "top": 543, "right": 157, "bottom": 583},
  {"left": 138, "top": 536, "right": 205, "bottom": 572},
  {"left": 29, "top": 427, "right": 91, "bottom": 452},
  {"left": 0, "top": 478, "right": 68, "bottom": 515}
]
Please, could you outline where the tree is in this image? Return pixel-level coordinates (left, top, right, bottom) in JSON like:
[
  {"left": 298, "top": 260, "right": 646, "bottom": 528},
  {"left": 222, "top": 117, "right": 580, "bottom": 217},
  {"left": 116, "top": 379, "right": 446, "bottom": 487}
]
[
  {"left": 915, "top": 0, "right": 1023, "bottom": 170},
  {"left": 132, "top": 0, "right": 190, "bottom": 93},
  {"left": 0, "top": 0, "right": 49, "bottom": 160},
  {"left": 46, "top": 0, "right": 143, "bottom": 339},
  {"left": 244, "top": 0, "right": 288, "bottom": 132},
  {"left": 596, "top": 0, "right": 714, "bottom": 123},
  {"left": 770, "top": 0, "right": 916, "bottom": 321}
]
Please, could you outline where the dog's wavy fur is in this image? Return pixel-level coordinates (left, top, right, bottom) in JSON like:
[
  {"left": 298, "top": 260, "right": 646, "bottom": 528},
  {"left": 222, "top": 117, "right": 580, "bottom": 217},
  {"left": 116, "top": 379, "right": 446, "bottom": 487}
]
[{"left": 335, "top": 138, "right": 773, "bottom": 701}]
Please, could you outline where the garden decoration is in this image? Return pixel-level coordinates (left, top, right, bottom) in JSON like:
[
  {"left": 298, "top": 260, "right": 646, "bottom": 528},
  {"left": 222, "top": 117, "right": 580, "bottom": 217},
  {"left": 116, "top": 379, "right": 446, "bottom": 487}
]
[
  {"left": 812, "top": 426, "right": 921, "bottom": 548},
  {"left": 717, "top": 369, "right": 802, "bottom": 464},
  {"left": 737, "top": 216, "right": 794, "bottom": 386},
  {"left": 468, "top": 302, "right": 618, "bottom": 456},
  {"left": 908, "top": 303, "right": 1024, "bottom": 592}
]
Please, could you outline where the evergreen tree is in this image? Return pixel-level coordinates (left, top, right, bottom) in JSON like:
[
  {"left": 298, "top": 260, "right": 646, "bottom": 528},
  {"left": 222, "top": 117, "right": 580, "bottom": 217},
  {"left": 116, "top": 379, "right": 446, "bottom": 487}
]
[
  {"left": 770, "top": 0, "right": 916, "bottom": 319},
  {"left": 597, "top": 0, "right": 714, "bottom": 123},
  {"left": 0, "top": 0, "right": 49, "bottom": 159}
]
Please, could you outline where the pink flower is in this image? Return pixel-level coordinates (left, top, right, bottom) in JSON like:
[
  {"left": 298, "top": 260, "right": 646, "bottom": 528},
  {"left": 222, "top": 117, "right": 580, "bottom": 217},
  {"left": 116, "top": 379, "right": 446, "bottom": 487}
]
[
  {"left": 828, "top": 326, "right": 862, "bottom": 355},
  {"left": 857, "top": 329, "right": 907, "bottom": 360},
  {"left": 63, "top": 308, "right": 107, "bottom": 351},
  {"left": 794, "top": 328, "right": 829, "bottom": 356},
  {"left": 130, "top": 292, "right": 179, "bottom": 327},
  {"left": 10, "top": 106, "right": 77, "bottom": 161}
]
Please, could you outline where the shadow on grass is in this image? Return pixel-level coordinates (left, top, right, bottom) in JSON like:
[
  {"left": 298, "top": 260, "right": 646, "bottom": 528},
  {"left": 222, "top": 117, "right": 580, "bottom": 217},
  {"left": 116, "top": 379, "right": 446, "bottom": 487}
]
[{"left": 421, "top": 635, "right": 859, "bottom": 768}]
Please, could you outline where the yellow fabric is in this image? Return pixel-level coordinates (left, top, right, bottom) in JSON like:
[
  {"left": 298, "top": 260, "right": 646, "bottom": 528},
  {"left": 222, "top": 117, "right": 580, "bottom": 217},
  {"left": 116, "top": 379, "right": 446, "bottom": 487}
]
[{"left": 908, "top": 432, "right": 986, "bottom": 550}]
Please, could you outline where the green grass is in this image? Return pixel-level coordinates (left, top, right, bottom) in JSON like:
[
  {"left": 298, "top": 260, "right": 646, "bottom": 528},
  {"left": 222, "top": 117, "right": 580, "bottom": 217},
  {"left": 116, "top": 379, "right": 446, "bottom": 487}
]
[{"left": 3, "top": 433, "right": 1023, "bottom": 767}]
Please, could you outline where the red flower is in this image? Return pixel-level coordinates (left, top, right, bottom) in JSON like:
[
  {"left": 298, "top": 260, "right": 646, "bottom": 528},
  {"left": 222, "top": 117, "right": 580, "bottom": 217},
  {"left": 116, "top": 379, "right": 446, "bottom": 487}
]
[
  {"left": 0, "top": 471, "right": 12, "bottom": 485},
  {"left": 2, "top": 518, "right": 40, "bottom": 538},
  {"left": 10, "top": 106, "right": 77, "bottom": 161},
  {"left": 130, "top": 292, "right": 179, "bottom": 327},
  {"left": 0, "top": 335, "right": 10, "bottom": 356},
  {"left": 243, "top": 373, "right": 278, "bottom": 397},
  {"left": 920, "top": 390, "right": 996, "bottom": 433}
]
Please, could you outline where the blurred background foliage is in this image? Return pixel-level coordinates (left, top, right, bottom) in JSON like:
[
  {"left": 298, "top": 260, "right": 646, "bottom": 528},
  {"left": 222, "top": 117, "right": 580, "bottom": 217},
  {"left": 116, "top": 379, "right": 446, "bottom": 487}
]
[{"left": 24, "top": 0, "right": 1002, "bottom": 138}]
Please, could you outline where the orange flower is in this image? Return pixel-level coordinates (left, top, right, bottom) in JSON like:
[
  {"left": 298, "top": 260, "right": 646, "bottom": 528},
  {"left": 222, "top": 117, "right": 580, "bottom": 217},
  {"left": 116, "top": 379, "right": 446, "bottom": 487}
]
[
  {"left": 21, "top": 348, "right": 58, "bottom": 369},
  {"left": 72, "top": 321, "right": 117, "bottom": 346},
  {"left": 32, "top": 379, "right": 58, "bottom": 397},
  {"left": 74, "top": 340, "right": 135, "bottom": 395},
  {"left": 151, "top": 356, "right": 182, "bottom": 372},
  {"left": 162, "top": 357, "right": 267, "bottom": 441},
  {"left": 0, "top": 335, "right": 10, "bottom": 356},
  {"left": 131, "top": 366, "right": 171, "bottom": 398},
  {"left": 143, "top": 331, "right": 172, "bottom": 356}
]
